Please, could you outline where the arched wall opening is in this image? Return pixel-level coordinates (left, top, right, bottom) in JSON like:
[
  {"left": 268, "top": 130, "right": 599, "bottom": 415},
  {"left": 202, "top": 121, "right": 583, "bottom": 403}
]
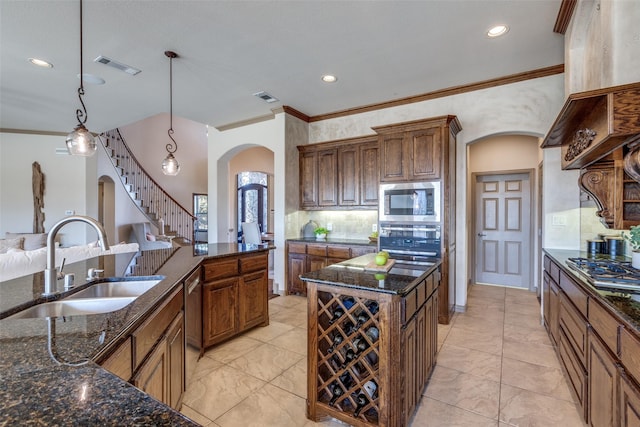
[{"left": 98, "top": 175, "right": 116, "bottom": 245}]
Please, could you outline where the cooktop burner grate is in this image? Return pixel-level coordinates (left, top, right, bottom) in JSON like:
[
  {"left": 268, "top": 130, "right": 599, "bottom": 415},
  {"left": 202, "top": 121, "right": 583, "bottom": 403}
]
[{"left": 566, "top": 257, "right": 640, "bottom": 292}]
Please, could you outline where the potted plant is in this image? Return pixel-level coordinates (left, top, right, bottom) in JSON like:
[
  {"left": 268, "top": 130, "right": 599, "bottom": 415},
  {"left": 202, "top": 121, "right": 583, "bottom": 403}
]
[
  {"left": 623, "top": 225, "right": 640, "bottom": 268},
  {"left": 314, "top": 227, "right": 329, "bottom": 240}
]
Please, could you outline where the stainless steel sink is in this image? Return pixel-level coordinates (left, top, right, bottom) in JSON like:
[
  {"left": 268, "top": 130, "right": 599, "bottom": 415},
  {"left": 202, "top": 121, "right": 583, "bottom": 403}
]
[
  {"left": 6, "top": 297, "right": 136, "bottom": 319},
  {"left": 66, "top": 279, "right": 162, "bottom": 299}
]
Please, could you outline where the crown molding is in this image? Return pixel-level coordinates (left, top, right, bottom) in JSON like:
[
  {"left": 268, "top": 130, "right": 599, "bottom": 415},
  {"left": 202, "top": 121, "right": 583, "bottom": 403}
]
[{"left": 554, "top": 0, "right": 577, "bottom": 34}]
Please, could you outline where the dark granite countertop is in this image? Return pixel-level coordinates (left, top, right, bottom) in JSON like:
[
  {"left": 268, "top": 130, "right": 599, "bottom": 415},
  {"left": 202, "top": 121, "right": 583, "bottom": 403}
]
[
  {"left": 286, "top": 237, "right": 377, "bottom": 247},
  {"left": 0, "top": 242, "right": 271, "bottom": 425},
  {"left": 543, "top": 249, "right": 640, "bottom": 332},
  {"left": 300, "top": 253, "right": 441, "bottom": 296}
]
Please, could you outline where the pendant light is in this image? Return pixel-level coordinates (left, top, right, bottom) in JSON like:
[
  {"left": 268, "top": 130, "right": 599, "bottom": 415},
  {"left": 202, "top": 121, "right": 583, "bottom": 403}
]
[
  {"left": 66, "top": 0, "right": 96, "bottom": 156},
  {"left": 161, "top": 51, "right": 180, "bottom": 176}
]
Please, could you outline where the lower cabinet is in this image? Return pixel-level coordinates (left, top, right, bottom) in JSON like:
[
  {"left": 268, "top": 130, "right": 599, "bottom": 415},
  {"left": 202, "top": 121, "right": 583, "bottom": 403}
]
[
  {"left": 544, "top": 254, "right": 640, "bottom": 427},
  {"left": 99, "top": 285, "right": 185, "bottom": 410},
  {"left": 286, "top": 241, "right": 377, "bottom": 296},
  {"left": 620, "top": 373, "right": 640, "bottom": 427},
  {"left": 201, "top": 252, "right": 269, "bottom": 348},
  {"left": 588, "top": 330, "right": 619, "bottom": 427}
]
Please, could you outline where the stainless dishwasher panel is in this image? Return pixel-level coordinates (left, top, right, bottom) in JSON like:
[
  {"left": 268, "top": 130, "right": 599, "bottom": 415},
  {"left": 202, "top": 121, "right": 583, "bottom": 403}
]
[{"left": 184, "top": 268, "right": 202, "bottom": 386}]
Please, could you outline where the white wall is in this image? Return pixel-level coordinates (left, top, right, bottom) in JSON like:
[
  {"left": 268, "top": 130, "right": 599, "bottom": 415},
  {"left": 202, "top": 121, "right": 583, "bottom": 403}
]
[
  {"left": 307, "top": 75, "right": 567, "bottom": 309},
  {"left": 118, "top": 113, "right": 208, "bottom": 211},
  {"left": 0, "top": 132, "right": 95, "bottom": 246},
  {"left": 208, "top": 114, "right": 286, "bottom": 291}
]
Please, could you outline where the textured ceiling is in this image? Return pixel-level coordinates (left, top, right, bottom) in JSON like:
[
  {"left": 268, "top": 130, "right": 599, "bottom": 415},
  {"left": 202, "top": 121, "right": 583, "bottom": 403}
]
[{"left": 0, "top": 0, "right": 564, "bottom": 134}]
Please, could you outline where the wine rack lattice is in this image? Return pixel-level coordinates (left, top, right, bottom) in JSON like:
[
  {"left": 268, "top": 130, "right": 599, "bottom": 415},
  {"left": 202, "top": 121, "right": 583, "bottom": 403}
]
[{"left": 316, "top": 291, "right": 380, "bottom": 423}]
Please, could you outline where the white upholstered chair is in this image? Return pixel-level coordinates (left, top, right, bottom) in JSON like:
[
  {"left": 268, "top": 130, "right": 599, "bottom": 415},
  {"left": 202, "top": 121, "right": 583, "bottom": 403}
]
[{"left": 241, "top": 222, "right": 262, "bottom": 244}]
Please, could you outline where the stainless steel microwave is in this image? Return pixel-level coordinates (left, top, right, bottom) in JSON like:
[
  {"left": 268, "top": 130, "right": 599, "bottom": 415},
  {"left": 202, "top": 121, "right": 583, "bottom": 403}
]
[{"left": 379, "top": 182, "right": 441, "bottom": 222}]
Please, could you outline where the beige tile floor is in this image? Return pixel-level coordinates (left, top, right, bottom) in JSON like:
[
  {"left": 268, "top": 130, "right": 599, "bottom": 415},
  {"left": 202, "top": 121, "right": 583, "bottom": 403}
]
[{"left": 180, "top": 284, "right": 587, "bottom": 426}]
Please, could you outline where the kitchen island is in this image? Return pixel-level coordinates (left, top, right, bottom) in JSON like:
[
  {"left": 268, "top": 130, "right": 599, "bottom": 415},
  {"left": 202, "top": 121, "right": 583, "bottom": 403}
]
[
  {"left": 0, "top": 242, "right": 271, "bottom": 426},
  {"left": 301, "top": 254, "right": 440, "bottom": 427}
]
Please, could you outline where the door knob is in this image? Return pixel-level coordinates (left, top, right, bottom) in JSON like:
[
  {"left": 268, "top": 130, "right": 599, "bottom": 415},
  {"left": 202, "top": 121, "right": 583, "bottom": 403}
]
[{"left": 477, "top": 233, "right": 487, "bottom": 237}]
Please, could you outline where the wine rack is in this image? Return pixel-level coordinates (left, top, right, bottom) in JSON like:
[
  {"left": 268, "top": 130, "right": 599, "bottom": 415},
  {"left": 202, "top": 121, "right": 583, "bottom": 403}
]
[{"left": 316, "top": 291, "right": 381, "bottom": 424}]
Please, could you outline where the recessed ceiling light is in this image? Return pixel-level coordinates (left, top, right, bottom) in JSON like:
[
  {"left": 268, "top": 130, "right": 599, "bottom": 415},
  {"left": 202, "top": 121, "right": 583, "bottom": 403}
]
[
  {"left": 78, "top": 73, "right": 105, "bottom": 85},
  {"left": 322, "top": 75, "right": 338, "bottom": 83},
  {"left": 29, "top": 58, "right": 53, "bottom": 68},
  {"left": 487, "top": 25, "right": 509, "bottom": 38}
]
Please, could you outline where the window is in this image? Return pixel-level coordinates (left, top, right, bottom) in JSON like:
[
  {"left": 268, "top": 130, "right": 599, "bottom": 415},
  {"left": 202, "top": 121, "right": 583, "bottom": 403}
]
[{"left": 193, "top": 193, "right": 208, "bottom": 243}]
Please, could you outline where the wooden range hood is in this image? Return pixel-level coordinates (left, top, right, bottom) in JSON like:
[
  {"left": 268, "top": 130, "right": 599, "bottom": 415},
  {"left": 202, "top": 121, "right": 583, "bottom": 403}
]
[{"left": 541, "top": 82, "right": 640, "bottom": 170}]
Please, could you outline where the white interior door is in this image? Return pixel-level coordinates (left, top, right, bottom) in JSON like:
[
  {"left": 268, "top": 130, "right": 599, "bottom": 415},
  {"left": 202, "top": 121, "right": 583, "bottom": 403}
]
[{"left": 475, "top": 173, "right": 531, "bottom": 288}]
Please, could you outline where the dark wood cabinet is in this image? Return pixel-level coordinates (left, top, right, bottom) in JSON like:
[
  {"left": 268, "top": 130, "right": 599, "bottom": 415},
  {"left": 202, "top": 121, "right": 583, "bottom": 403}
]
[
  {"left": 286, "top": 241, "right": 377, "bottom": 296},
  {"left": 588, "top": 330, "right": 619, "bottom": 427},
  {"left": 318, "top": 149, "right": 338, "bottom": 207},
  {"left": 543, "top": 254, "right": 640, "bottom": 426},
  {"left": 374, "top": 116, "right": 461, "bottom": 324},
  {"left": 375, "top": 122, "right": 445, "bottom": 182},
  {"left": 100, "top": 285, "right": 185, "bottom": 410},
  {"left": 203, "top": 277, "right": 239, "bottom": 347},
  {"left": 298, "top": 136, "right": 379, "bottom": 210},
  {"left": 201, "top": 252, "right": 270, "bottom": 348},
  {"left": 620, "top": 373, "right": 640, "bottom": 427},
  {"left": 579, "top": 147, "right": 640, "bottom": 229},
  {"left": 305, "top": 266, "right": 440, "bottom": 426}
]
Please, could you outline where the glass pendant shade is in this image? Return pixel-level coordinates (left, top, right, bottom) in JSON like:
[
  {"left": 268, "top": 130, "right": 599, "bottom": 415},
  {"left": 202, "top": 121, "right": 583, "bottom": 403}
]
[
  {"left": 66, "top": 124, "right": 97, "bottom": 156},
  {"left": 162, "top": 152, "right": 180, "bottom": 176}
]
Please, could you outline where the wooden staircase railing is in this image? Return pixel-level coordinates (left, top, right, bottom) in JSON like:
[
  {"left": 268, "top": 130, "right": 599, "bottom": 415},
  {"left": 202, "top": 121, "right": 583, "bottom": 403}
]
[{"left": 100, "top": 128, "right": 195, "bottom": 244}]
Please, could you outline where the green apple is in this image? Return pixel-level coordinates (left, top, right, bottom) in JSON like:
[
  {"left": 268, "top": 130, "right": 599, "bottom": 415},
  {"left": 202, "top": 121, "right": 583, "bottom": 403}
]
[
  {"left": 377, "top": 251, "right": 389, "bottom": 260},
  {"left": 375, "top": 254, "right": 387, "bottom": 266}
]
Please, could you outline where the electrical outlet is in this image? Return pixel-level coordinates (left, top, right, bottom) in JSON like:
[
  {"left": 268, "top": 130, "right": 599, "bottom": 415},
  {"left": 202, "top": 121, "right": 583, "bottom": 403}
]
[
  {"left": 65, "top": 210, "right": 75, "bottom": 215},
  {"left": 372, "top": 224, "right": 378, "bottom": 232},
  {"left": 326, "top": 223, "right": 333, "bottom": 231}
]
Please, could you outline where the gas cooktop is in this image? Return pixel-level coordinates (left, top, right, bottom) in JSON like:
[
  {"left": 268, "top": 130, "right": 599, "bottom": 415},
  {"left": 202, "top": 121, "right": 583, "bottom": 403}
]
[{"left": 566, "top": 257, "right": 640, "bottom": 292}]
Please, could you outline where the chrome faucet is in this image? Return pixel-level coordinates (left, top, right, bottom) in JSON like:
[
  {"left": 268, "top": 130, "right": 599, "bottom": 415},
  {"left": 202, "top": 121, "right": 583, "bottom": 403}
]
[{"left": 44, "top": 215, "right": 110, "bottom": 295}]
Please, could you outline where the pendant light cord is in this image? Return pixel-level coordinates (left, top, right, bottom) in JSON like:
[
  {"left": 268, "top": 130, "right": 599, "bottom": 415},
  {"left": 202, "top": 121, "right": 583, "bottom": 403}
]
[
  {"left": 166, "top": 51, "right": 178, "bottom": 154},
  {"left": 75, "top": 0, "right": 88, "bottom": 126}
]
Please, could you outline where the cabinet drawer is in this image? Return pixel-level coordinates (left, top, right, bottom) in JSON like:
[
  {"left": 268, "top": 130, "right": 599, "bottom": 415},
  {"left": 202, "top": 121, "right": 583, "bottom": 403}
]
[
  {"left": 559, "top": 270, "right": 588, "bottom": 317},
  {"left": 588, "top": 300, "right": 620, "bottom": 355},
  {"left": 101, "top": 337, "right": 132, "bottom": 381},
  {"left": 559, "top": 292, "right": 588, "bottom": 366},
  {"left": 327, "top": 245, "right": 350, "bottom": 259},
  {"left": 240, "top": 253, "right": 268, "bottom": 273},
  {"left": 544, "top": 255, "right": 551, "bottom": 273},
  {"left": 202, "top": 257, "right": 239, "bottom": 281},
  {"left": 307, "top": 244, "right": 327, "bottom": 257},
  {"left": 351, "top": 246, "right": 376, "bottom": 257},
  {"left": 558, "top": 328, "right": 588, "bottom": 420},
  {"left": 620, "top": 328, "right": 640, "bottom": 385},
  {"left": 288, "top": 242, "right": 307, "bottom": 254},
  {"left": 416, "top": 280, "right": 426, "bottom": 307},
  {"left": 549, "top": 258, "right": 560, "bottom": 283},
  {"left": 402, "top": 288, "right": 418, "bottom": 325},
  {"left": 133, "top": 286, "right": 184, "bottom": 368}
]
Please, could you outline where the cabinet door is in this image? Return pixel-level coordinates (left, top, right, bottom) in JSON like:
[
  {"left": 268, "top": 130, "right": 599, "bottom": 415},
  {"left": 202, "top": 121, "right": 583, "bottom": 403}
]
[
  {"left": 360, "top": 142, "right": 379, "bottom": 206},
  {"left": 338, "top": 145, "right": 359, "bottom": 206},
  {"left": 543, "top": 273, "right": 550, "bottom": 329},
  {"left": 620, "top": 373, "right": 640, "bottom": 427},
  {"left": 203, "top": 277, "right": 239, "bottom": 347},
  {"left": 318, "top": 149, "right": 338, "bottom": 206},
  {"left": 549, "top": 279, "right": 560, "bottom": 345},
  {"left": 240, "top": 270, "right": 268, "bottom": 330},
  {"left": 589, "top": 331, "right": 620, "bottom": 427},
  {"left": 402, "top": 316, "right": 417, "bottom": 426},
  {"left": 300, "top": 150, "right": 318, "bottom": 208},
  {"left": 416, "top": 303, "right": 427, "bottom": 394},
  {"left": 101, "top": 337, "right": 132, "bottom": 381},
  {"left": 379, "top": 133, "right": 406, "bottom": 182},
  {"left": 133, "top": 335, "right": 169, "bottom": 405},
  {"left": 287, "top": 253, "right": 307, "bottom": 296},
  {"left": 308, "top": 255, "right": 328, "bottom": 273},
  {"left": 408, "top": 127, "right": 441, "bottom": 180},
  {"left": 167, "top": 311, "right": 185, "bottom": 410}
]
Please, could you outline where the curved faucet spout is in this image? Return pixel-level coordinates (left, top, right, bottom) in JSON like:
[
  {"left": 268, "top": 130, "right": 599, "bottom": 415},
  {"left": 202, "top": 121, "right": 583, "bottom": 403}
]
[{"left": 44, "top": 215, "right": 110, "bottom": 295}]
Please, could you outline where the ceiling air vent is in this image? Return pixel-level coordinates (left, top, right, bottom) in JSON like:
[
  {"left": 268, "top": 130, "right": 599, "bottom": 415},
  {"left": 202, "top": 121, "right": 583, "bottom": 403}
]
[
  {"left": 253, "top": 91, "right": 279, "bottom": 103},
  {"left": 94, "top": 56, "right": 141, "bottom": 76}
]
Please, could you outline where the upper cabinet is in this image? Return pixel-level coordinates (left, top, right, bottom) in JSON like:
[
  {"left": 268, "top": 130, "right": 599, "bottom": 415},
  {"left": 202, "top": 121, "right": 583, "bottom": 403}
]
[
  {"left": 374, "top": 116, "right": 460, "bottom": 183},
  {"left": 541, "top": 82, "right": 640, "bottom": 170},
  {"left": 298, "top": 136, "right": 378, "bottom": 210}
]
